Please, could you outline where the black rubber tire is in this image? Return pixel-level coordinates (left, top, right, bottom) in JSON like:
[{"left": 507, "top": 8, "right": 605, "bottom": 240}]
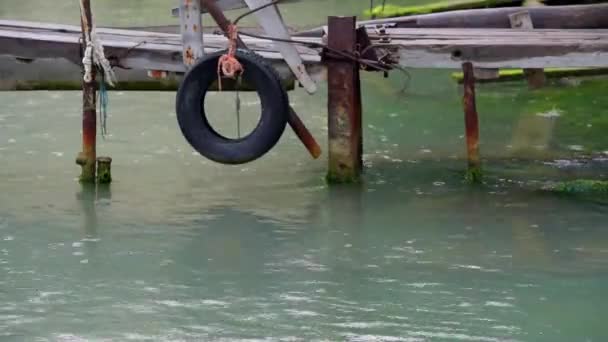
[{"left": 175, "top": 49, "right": 289, "bottom": 164}]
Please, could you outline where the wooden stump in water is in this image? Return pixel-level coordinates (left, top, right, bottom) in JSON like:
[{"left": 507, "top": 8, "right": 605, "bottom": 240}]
[{"left": 96, "top": 157, "right": 112, "bottom": 184}]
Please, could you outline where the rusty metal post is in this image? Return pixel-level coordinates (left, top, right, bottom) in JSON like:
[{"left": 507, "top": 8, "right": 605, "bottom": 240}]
[
  {"left": 326, "top": 16, "right": 362, "bottom": 183},
  {"left": 180, "top": 0, "right": 204, "bottom": 68},
  {"left": 462, "top": 62, "right": 482, "bottom": 183},
  {"left": 76, "top": 0, "right": 96, "bottom": 183}
]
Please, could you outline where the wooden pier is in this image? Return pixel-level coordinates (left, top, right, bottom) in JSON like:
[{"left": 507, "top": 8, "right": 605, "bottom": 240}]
[{"left": 0, "top": 1, "right": 607, "bottom": 184}]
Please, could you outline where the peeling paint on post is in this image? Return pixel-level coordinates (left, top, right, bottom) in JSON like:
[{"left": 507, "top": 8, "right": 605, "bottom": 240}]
[
  {"left": 180, "top": 0, "right": 204, "bottom": 68},
  {"left": 462, "top": 62, "right": 482, "bottom": 183},
  {"left": 326, "top": 16, "right": 362, "bottom": 184},
  {"left": 76, "top": 0, "right": 96, "bottom": 183}
]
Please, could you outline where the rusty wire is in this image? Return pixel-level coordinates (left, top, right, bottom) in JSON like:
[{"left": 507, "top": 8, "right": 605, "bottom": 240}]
[{"left": 237, "top": 30, "right": 392, "bottom": 72}]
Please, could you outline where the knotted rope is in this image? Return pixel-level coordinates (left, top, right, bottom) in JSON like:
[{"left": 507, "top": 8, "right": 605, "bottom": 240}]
[
  {"left": 79, "top": 0, "right": 117, "bottom": 87},
  {"left": 217, "top": 24, "right": 243, "bottom": 91}
]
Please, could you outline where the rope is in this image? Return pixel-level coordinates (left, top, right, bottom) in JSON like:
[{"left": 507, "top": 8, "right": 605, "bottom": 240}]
[
  {"left": 217, "top": 24, "right": 244, "bottom": 91},
  {"left": 79, "top": 0, "right": 117, "bottom": 87},
  {"left": 98, "top": 74, "right": 109, "bottom": 139}
]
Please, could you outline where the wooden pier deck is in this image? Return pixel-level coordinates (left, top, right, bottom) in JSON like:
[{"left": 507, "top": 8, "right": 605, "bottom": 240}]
[{"left": 0, "top": 19, "right": 607, "bottom": 79}]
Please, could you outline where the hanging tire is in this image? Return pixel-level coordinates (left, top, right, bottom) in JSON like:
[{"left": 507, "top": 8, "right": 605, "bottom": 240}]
[{"left": 175, "top": 49, "right": 289, "bottom": 164}]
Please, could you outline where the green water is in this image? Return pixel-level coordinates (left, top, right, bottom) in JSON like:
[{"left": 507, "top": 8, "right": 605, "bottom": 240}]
[{"left": 2, "top": 1, "right": 608, "bottom": 341}]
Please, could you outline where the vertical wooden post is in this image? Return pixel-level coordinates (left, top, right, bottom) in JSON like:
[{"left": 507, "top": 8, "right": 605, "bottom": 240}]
[
  {"left": 76, "top": 0, "right": 96, "bottom": 183},
  {"left": 180, "top": 0, "right": 204, "bottom": 68},
  {"left": 326, "top": 16, "right": 362, "bottom": 184},
  {"left": 462, "top": 62, "right": 481, "bottom": 183},
  {"left": 509, "top": 11, "right": 546, "bottom": 89}
]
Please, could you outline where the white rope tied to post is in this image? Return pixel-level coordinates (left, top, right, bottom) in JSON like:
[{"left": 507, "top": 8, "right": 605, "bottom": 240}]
[{"left": 79, "top": 0, "right": 117, "bottom": 87}]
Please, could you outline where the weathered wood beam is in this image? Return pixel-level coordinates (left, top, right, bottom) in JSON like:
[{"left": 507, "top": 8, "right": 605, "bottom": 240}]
[
  {"left": 376, "top": 28, "right": 608, "bottom": 69},
  {"left": 0, "top": 20, "right": 321, "bottom": 78},
  {"left": 297, "top": 4, "right": 608, "bottom": 37},
  {"left": 1, "top": 20, "right": 608, "bottom": 73},
  {"left": 365, "top": 3, "right": 608, "bottom": 29}
]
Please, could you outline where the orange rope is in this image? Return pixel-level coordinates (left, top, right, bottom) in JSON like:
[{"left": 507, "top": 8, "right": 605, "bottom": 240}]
[{"left": 217, "top": 24, "right": 244, "bottom": 91}]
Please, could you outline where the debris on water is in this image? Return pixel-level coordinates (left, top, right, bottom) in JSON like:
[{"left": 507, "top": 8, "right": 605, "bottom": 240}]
[
  {"left": 536, "top": 108, "right": 562, "bottom": 118},
  {"left": 485, "top": 301, "right": 514, "bottom": 308},
  {"left": 543, "top": 159, "right": 584, "bottom": 168},
  {"left": 568, "top": 145, "right": 584, "bottom": 151}
]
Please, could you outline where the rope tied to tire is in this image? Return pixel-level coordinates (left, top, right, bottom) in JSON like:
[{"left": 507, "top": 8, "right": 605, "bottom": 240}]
[{"left": 217, "top": 24, "right": 243, "bottom": 91}]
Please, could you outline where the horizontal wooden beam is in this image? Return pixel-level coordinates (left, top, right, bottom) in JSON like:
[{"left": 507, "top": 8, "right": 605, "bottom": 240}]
[
  {"left": 0, "top": 20, "right": 607, "bottom": 74},
  {"left": 297, "top": 4, "right": 608, "bottom": 37},
  {"left": 0, "top": 20, "right": 321, "bottom": 77},
  {"left": 373, "top": 28, "right": 608, "bottom": 68}
]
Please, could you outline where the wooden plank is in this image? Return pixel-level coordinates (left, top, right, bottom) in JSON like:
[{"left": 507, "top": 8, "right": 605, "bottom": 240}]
[
  {"left": 242, "top": 0, "right": 317, "bottom": 93},
  {"left": 179, "top": 0, "right": 205, "bottom": 68},
  {"left": 0, "top": 20, "right": 322, "bottom": 76},
  {"left": 364, "top": 3, "right": 608, "bottom": 29},
  {"left": 1, "top": 20, "right": 608, "bottom": 73},
  {"left": 297, "top": 4, "right": 608, "bottom": 37}
]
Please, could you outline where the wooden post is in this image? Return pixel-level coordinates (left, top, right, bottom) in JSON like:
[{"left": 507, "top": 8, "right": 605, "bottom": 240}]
[
  {"left": 179, "top": 0, "right": 204, "bottom": 68},
  {"left": 509, "top": 11, "right": 546, "bottom": 89},
  {"left": 462, "top": 62, "right": 481, "bottom": 183},
  {"left": 76, "top": 0, "right": 96, "bottom": 183},
  {"left": 326, "top": 16, "right": 362, "bottom": 184}
]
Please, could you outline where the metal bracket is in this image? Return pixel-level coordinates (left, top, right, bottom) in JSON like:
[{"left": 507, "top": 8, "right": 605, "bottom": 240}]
[{"left": 371, "top": 24, "right": 392, "bottom": 44}]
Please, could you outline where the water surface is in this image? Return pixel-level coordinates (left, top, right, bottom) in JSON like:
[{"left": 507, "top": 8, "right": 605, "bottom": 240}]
[{"left": 1, "top": 1, "right": 608, "bottom": 341}]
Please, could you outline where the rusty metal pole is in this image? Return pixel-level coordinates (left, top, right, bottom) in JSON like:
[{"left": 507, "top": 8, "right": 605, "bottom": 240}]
[
  {"left": 76, "top": 0, "right": 97, "bottom": 183},
  {"left": 462, "top": 62, "right": 482, "bottom": 183},
  {"left": 180, "top": 0, "right": 205, "bottom": 68},
  {"left": 199, "top": 0, "right": 321, "bottom": 159},
  {"left": 326, "top": 16, "right": 362, "bottom": 183}
]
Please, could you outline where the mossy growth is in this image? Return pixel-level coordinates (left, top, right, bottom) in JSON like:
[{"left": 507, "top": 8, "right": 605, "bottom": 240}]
[
  {"left": 464, "top": 166, "right": 482, "bottom": 184},
  {"left": 326, "top": 171, "right": 361, "bottom": 184},
  {"left": 364, "top": 0, "right": 521, "bottom": 18},
  {"left": 450, "top": 68, "right": 608, "bottom": 84},
  {"left": 543, "top": 179, "right": 608, "bottom": 196},
  {"left": 96, "top": 157, "right": 112, "bottom": 184}
]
